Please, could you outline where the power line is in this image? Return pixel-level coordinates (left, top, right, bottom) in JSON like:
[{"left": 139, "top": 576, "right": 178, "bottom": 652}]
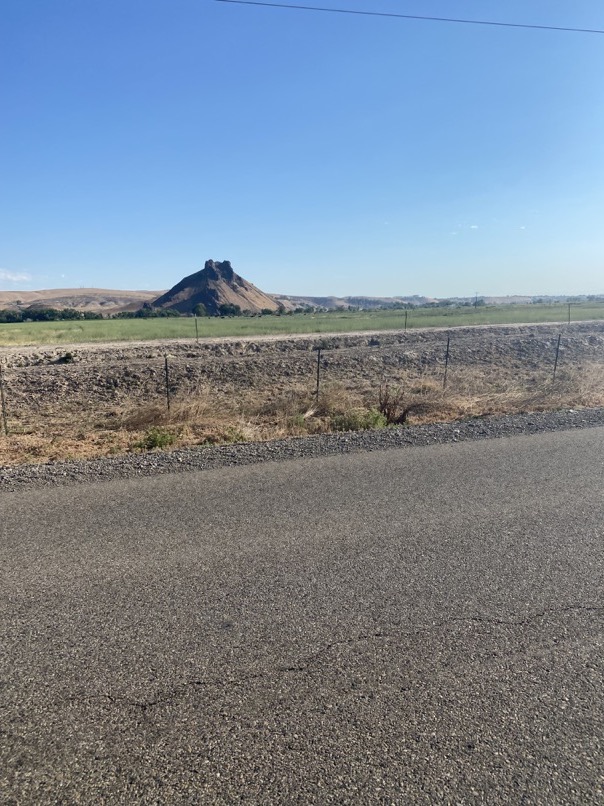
[{"left": 214, "top": 0, "right": 604, "bottom": 35}]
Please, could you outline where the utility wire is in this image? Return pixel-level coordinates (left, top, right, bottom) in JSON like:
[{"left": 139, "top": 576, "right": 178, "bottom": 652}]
[{"left": 215, "top": 0, "right": 604, "bottom": 35}]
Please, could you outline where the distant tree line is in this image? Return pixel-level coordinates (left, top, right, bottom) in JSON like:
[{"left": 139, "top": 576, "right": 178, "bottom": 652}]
[
  {"left": 112, "top": 303, "right": 182, "bottom": 319},
  {"left": 0, "top": 304, "right": 303, "bottom": 322},
  {"left": 2, "top": 296, "right": 601, "bottom": 326},
  {"left": 0, "top": 308, "right": 104, "bottom": 323},
  {"left": 114, "top": 303, "right": 262, "bottom": 318}
]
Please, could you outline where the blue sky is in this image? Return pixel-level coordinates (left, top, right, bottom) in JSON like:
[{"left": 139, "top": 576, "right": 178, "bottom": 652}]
[{"left": 1, "top": 0, "right": 604, "bottom": 297}]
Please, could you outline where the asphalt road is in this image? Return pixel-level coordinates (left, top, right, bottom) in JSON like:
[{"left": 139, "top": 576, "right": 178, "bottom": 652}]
[{"left": 1, "top": 428, "right": 603, "bottom": 804}]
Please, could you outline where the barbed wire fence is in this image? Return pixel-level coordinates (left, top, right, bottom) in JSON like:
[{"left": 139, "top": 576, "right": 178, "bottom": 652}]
[
  {"left": 0, "top": 326, "right": 602, "bottom": 443},
  {"left": 0, "top": 361, "right": 8, "bottom": 436}
]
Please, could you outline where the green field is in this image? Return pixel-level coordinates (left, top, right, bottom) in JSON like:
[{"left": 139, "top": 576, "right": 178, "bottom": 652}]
[{"left": 1, "top": 303, "right": 603, "bottom": 347}]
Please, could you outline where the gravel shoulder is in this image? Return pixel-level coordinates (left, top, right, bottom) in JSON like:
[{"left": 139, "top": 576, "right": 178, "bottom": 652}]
[{"left": 2, "top": 406, "right": 603, "bottom": 492}]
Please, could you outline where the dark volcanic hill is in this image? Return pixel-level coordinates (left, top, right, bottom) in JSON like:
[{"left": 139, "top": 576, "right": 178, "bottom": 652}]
[{"left": 152, "top": 260, "right": 280, "bottom": 315}]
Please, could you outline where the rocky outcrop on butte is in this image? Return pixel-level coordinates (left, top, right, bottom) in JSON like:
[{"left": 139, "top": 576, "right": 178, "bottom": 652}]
[{"left": 151, "top": 260, "right": 281, "bottom": 315}]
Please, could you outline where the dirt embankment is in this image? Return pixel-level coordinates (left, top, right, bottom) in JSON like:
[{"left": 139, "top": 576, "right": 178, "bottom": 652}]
[{"left": 1, "top": 321, "right": 603, "bottom": 465}]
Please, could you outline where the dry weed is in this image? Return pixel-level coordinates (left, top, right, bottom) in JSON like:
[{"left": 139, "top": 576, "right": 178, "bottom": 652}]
[
  {"left": 314, "top": 383, "right": 366, "bottom": 417},
  {"left": 378, "top": 383, "right": 406, "bottom": 424},
  {"left": 1, "top": 362, "right": 602, "bottom": 465}
]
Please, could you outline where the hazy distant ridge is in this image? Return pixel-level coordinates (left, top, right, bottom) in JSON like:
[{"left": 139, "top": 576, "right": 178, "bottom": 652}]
[
  {"left": 0, "top": 288, "right": 161, "bottom": 313},
  {"left": 1, "top": 282, "right": 601, "bottom": 316},
  {"left": 273, "top": 294, "right": 435, "bottom": 309}
]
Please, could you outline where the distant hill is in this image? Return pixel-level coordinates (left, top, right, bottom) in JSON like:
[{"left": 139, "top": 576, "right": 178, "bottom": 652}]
[
  {"left": 0, "top": 288, "right": 161, "bottom": 313},
  {"left": 2, "top": 282, "right": 599, "bottom": 317},
  {"left": 152, "top": 260, "right": 281, "bottom": 315},
  {"left": 273, "top": 294, "right": 435, "bottom": 310}
]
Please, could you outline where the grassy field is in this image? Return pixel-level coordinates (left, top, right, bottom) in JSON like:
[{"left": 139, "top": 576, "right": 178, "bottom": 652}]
[{"left": 1, "top": 303, "right": 603, "bottom": 347}]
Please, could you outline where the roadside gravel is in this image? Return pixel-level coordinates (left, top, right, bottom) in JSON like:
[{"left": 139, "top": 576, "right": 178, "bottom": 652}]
[{"left": 2, "top": 406, "right": 603, "bottom": 492}]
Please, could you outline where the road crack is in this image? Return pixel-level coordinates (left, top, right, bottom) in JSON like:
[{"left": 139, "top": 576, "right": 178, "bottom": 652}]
[{"left": 71, "top": 603, "right": 603, "bottom": 713}]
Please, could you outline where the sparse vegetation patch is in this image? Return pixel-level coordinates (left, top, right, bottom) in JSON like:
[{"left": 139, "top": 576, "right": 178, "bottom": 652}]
[{"left": 0, "top": 322, "right": 602, "bottom": 465}]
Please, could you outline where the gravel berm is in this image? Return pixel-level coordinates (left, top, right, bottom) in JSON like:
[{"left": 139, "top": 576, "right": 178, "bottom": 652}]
[{"left": 2, "top": 406, "right": 603, "bottom": 492}]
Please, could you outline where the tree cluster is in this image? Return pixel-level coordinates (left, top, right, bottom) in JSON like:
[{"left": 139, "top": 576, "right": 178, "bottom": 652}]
[
  {"left": 112, "top": 305, "right": 181, "bottom": 319},
  {"left": 0, "top": 307, "right": 103, "bottom": 323}
]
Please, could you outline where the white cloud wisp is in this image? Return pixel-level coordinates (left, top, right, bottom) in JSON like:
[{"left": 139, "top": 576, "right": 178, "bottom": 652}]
[{"left": 0, "top": 269, "right": 33, "bottom": 285}]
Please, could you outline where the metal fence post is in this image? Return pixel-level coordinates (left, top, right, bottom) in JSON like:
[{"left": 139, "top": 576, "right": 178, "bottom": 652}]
[
  {"left": 552, "top": 334, "right": 562, "bottom": 381},
  {"left": 315, "top": 347, "right": 322, "bottom": 401},
  {"left": 443, "top": 335, "right": 451, "bottom": 390},
  {"left": 0, "top": 362, "right": 8, "bottom": 436},
  {"left": 164, "top": 355, "right": 171, "bottom": 411}
]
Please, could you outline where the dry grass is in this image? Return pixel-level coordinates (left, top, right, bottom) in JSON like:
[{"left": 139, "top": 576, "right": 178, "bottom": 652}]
[
  {"left": 1, "top": 364, "right": 603, "bottom": 466},
  {"left": 400, "top": 364, "right": 604, "bottom": 424}
]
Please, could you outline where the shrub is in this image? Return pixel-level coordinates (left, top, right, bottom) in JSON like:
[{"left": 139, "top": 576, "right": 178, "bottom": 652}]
[
  {"left": 135, "top": 427, "right": 176, "bottom": 450},
  {"left": 222, "top": 426, "right": 246, "bottom": 443},
  {"left": 331, "top": 408, "right": 387, "bottom": 432},
  {"left": 288, "top": 413, "right": 307, "bottom": 429},
  {"left": 378, "top": 383, "right": 405, "bottom": 423}
]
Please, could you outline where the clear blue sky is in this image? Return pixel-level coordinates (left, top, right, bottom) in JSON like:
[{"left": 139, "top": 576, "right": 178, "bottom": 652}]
[{"left": 2, "top": 0, "right": 604, "bottom": 297}]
